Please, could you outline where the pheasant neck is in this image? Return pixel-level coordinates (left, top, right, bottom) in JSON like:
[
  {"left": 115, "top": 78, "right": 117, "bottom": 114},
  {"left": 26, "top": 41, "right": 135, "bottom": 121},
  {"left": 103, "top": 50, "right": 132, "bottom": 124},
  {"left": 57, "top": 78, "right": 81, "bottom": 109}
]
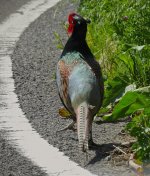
[{"left": 61, "top": 36, "right": 94, "bottom": 60}]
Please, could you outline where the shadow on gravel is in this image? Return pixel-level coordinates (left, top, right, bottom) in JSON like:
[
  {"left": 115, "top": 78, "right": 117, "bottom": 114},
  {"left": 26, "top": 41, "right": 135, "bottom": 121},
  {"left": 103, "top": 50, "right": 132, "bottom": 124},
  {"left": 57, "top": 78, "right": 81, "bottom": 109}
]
[{"left": 88, "top": 142, "right": 119, "bottom": 165}]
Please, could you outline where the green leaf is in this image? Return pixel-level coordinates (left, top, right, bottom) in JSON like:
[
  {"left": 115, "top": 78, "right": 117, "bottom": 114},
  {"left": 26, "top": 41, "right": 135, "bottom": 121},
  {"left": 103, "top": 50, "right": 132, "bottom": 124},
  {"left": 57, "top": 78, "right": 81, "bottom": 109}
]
[
  {"left": 109, "top": 91, "right": 150, "bottom": 120},
  {"left": 118, "top": 52, "right": 134, "bottom": 73},
  {"left": 144, "top": 107, "right": 150, "bottom": 115},
  {"left": 103, "top": 76, "right": 128, "bottom": 107}
]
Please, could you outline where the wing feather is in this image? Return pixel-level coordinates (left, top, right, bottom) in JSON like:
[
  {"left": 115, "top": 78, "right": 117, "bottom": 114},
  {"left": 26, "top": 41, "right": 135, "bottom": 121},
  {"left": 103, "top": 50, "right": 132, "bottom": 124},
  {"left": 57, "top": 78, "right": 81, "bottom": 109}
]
[{"left": 57, "top": 60, "right": 74, "bottom": 114}]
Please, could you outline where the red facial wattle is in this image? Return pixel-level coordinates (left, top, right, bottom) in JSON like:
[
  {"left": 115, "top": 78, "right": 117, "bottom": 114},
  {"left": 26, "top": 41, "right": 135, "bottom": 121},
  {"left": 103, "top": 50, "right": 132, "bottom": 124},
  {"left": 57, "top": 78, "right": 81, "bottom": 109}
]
[
  {"left": 67, "top": 13, "right": 77, "bottom": 34},
  {"left": 68, "top": 23, "right": 74, "bottom": 34}
]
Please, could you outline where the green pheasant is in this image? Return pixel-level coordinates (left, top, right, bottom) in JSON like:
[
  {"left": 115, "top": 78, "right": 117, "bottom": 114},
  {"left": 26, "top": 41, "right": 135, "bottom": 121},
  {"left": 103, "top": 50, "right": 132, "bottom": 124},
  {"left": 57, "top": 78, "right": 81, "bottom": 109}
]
[{"left": 56, "top": 13, "right": 104, "bottom": 152}]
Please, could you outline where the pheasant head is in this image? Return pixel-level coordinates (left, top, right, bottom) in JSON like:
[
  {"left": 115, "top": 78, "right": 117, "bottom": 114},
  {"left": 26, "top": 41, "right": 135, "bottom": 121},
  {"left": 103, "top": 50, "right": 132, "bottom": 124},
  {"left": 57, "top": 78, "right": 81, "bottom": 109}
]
[{"left": 67, "top": 13, "right": 91, "bottom": 38}]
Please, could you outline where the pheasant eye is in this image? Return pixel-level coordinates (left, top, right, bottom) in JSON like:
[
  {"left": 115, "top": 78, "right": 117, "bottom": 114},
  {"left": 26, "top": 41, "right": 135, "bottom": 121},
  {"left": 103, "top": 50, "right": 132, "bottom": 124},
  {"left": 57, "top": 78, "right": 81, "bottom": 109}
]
[{"left": 68, "top": 13, "right": 77, "bottom": 24}]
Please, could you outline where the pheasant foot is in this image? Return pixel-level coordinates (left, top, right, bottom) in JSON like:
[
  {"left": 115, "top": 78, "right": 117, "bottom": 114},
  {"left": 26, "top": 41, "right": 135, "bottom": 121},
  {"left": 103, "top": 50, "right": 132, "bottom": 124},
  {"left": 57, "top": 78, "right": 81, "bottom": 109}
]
[{"left": 88, "top": 138, "right": 100, "bottom": 150}]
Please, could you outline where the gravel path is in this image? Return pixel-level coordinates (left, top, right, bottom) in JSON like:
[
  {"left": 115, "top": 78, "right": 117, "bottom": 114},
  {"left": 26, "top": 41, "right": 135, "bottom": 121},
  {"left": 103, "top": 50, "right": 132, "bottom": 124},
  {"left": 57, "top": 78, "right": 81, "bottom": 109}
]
[{"left": 11, "top": 0, "right": 133, "bottom": 175}]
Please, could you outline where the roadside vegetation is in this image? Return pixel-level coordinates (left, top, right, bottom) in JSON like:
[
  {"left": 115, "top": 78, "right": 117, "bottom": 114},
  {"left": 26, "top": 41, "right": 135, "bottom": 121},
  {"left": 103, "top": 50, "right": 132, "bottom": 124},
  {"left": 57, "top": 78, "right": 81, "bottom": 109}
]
[{"left": 79, "top": 0, "right": 150, "bottom": 165}]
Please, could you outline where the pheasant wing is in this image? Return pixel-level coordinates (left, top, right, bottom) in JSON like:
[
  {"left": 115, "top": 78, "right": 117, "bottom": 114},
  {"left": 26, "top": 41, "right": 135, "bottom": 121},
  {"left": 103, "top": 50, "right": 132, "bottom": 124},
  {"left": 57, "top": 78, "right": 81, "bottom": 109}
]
[{"left": 56, "top": 59, "right": 74, "bottom": 115}]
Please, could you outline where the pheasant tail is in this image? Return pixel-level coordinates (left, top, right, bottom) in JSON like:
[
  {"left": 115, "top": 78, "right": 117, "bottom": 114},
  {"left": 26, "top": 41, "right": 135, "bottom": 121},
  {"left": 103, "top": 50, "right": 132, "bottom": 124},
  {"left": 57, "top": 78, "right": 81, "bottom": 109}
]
[{"left": 76, "top": 102, "right": 91, "bottom": 152}]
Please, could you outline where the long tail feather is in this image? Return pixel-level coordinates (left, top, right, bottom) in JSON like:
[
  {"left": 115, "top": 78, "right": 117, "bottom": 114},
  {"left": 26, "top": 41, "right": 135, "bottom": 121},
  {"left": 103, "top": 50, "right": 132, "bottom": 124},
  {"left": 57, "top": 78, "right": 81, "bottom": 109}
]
[{"left": 76, "top": 102, "right": 89, "bottom": 152}]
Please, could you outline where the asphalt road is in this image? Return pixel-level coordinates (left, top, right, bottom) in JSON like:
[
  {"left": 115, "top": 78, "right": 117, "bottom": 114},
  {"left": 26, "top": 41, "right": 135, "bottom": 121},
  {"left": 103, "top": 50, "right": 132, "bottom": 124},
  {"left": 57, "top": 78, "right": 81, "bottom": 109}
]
[{"left": 0, "top": 0, "right": 32, "bottom": 23}]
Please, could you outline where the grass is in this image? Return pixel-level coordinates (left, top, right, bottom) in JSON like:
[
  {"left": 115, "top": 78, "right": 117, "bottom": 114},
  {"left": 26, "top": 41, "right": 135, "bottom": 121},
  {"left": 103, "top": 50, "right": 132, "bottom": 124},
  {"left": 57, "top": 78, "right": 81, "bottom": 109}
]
[{"left": 79, "top": 0, "right": 150, "bottom": 162}]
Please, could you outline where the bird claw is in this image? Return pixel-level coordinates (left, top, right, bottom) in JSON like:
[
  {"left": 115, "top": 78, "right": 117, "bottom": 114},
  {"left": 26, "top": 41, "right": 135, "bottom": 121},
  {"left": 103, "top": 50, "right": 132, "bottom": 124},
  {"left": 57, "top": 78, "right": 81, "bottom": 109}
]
[{"left": 57, "top": 121, "right": 76, "bottom": 132}]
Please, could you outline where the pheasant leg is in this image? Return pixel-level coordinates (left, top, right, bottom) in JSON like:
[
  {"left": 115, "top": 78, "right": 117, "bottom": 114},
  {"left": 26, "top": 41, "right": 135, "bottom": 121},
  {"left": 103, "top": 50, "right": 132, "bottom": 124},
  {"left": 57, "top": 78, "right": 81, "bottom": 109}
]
[
  {"left": 88, "top": 130, "right": 99, "bottom": 149},
  {"left": 57, "top": 121, "right": 76, "bottom": 132}
]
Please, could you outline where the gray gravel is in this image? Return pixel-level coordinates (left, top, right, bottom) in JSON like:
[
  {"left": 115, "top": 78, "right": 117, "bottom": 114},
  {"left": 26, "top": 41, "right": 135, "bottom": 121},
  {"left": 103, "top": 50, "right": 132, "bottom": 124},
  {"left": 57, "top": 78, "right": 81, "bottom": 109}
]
[{"left": 11, "top": 0, "right": 133, "bottom": 175}]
